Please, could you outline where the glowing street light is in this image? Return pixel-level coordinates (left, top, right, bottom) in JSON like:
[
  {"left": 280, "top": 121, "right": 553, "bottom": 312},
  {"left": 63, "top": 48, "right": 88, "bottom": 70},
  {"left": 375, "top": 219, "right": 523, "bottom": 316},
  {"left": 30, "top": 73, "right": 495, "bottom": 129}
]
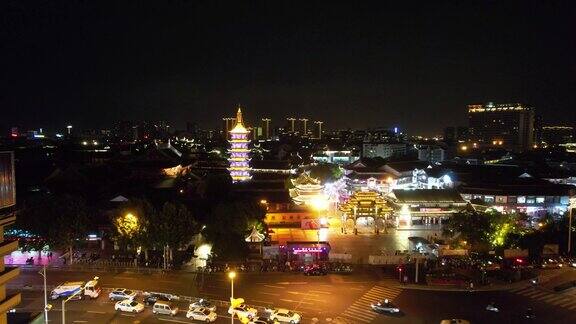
[
  {"left": 228, "top": 271, "right": 236, "bottom": 324},
  {"left": 115, "top": 212, "right": 140, "bottom": 239}
]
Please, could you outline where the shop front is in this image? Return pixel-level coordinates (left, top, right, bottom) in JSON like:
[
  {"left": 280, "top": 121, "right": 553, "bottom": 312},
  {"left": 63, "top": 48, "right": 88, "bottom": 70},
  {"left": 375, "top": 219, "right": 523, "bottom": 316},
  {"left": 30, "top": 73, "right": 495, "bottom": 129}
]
[{"left": 281, "top": 241, "right": 331, "bottom": 263}]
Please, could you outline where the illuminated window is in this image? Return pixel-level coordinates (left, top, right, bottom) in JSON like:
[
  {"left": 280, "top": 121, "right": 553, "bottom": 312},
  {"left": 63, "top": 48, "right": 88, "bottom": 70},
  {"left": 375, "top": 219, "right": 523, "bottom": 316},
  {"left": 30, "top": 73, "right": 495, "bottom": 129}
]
[
  {"left": 517, "top": 196, "right": 526, "bottom": 204},
  {"left": 536, "top": 197, "right": 545, "bottom": 204}
]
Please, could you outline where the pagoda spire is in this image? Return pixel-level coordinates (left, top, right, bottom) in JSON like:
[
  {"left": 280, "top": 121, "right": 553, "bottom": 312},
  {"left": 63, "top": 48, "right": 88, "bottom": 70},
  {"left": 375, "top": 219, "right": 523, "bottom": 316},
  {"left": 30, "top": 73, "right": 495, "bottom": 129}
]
[{"left": 236, "top": 104, "right": 243, "bottom": 125}]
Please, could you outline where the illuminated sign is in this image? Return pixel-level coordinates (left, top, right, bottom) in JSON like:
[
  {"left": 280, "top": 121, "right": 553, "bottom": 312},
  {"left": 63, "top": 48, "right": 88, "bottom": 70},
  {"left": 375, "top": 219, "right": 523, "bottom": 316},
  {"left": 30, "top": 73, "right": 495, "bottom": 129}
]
[{"left": 292, "top": 247, "right": 325, "bottom": 254}]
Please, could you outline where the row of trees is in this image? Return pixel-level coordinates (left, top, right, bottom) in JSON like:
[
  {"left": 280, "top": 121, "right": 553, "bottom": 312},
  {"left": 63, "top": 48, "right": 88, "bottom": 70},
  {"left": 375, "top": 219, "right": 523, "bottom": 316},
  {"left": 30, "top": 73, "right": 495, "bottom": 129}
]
[
  {"left": 112, "top": 199, "right": 198, "bottom": 266},
  {"left": 16, "top": 194, "right": 90, "bottom": 263},
  {"left": 16, "top": 187, "right": 266, "bottom": 265},
  {"left": 443, "top": 207, "right": 573, "bottom": 257}
]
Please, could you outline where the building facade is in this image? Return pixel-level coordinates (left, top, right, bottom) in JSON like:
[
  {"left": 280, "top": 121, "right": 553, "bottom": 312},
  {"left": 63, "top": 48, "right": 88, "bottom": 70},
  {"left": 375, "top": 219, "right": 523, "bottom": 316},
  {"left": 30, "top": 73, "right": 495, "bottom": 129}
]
[
  {"left": 540, "top": 126, "right": 574, "bottom": 146},
  {"left": 362, "top": 142, "right": 406, "bottom": 159},
  {"left": 0, "top": 152, "right": 20, "bottom": 323},
  {"left": 468, "top": 102, "right": 535, "bottom": 152},
  {"left": 228, "top": 107, "right": 252, "bottom": 182},
  {"left": 417, "top": 145, "right": 446, "bottom": 163}
]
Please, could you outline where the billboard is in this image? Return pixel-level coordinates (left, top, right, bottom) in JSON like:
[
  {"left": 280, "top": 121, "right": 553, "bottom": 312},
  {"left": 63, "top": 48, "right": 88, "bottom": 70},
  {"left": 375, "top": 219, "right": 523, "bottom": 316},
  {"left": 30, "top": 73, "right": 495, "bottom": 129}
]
[
  {"left": 503, "top": 249, "right": 529, "bottom": 258},
  {"left": 0, "top": 152, "right": 16, "bottom": 209}
]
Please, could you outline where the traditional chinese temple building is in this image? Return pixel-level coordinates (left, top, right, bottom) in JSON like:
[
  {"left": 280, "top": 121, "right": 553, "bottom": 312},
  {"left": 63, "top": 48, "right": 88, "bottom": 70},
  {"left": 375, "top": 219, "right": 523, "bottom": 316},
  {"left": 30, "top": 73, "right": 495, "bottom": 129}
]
[
  {"left": 289, "top": 172, "right": 326, "bottom": 205},
  {"left": 339, "top": 190, "right": 393, "bottom": 233}
]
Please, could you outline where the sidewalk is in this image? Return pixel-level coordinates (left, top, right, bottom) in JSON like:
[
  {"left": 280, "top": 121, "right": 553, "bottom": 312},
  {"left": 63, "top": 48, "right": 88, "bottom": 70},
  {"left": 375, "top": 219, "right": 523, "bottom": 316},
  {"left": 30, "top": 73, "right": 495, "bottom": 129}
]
[{"left": 397, "top": 268, "right": 570, "bottom": 292}]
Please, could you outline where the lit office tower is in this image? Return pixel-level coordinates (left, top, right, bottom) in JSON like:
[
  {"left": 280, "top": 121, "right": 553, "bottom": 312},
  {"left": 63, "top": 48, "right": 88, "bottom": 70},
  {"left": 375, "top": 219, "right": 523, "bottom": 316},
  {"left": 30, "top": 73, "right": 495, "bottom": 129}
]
[
  {"left": 468, "top": 102, "right": 535, "bottom": 152},
  {"left": 314, "top": 121, "right": 324, "bottom": 139},
  {"left": 299, "top": 118, "right": 309, "bottom": 136},
  {"left": 262, "top": 118, "right": 271, "bottom": 139},
  {"left": 228, "top": 106, "right": 251, "bottom": 182}
]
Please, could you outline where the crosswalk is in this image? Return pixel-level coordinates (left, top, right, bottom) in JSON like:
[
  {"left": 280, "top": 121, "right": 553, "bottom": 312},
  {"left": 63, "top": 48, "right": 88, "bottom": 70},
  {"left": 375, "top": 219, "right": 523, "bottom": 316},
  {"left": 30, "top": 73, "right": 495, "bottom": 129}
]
[
  {"left": 510, "top": 286, "right": 576, "bottom": 310},
  {"left": 340, "top": 281, "right": 402, "bottom": 323}
]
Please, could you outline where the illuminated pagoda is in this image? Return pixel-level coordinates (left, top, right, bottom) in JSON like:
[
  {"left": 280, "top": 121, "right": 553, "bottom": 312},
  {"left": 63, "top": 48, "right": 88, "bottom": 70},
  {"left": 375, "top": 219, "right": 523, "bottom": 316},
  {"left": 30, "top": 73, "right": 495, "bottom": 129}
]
[
  {"left": 289, "top": 172, "right": 326, "bottom": 205},
  {"left": 228, "top": 106, "right": 252, "bottom": 182}
]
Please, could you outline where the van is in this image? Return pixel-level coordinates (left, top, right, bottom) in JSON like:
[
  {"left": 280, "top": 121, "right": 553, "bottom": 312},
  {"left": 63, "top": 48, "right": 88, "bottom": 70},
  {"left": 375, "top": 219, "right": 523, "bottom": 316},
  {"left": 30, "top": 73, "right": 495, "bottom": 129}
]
[{"left": 152, "top": 301, "right": 178, "bottom": 316}]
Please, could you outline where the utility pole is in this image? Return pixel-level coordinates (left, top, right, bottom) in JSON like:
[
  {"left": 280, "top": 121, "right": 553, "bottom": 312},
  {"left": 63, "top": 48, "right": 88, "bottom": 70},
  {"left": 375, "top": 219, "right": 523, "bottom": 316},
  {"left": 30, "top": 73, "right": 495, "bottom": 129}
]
[
  {"left": 39, "top": 265, "right": 51, "bottom": 322},
  {"left": 568, "top": 198, "right": 576, "bottom": 254},
  {"left": 415, "top": 257, "right": 419, "bottom": 284}
]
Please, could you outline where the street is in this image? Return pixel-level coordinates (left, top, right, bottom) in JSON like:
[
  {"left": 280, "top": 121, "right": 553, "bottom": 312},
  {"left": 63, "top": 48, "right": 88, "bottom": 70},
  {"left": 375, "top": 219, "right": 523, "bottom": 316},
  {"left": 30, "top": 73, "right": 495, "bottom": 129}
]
[{"left": 10, "top": 267, "right": 576, "bottom": 323}]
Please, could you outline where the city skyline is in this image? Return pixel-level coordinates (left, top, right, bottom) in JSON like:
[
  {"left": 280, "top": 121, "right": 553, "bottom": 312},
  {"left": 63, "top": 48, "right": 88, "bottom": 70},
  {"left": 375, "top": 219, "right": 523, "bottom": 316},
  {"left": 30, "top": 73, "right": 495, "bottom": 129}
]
[{"left": 2, "top": 1, "right": 575, "bottom": 135}]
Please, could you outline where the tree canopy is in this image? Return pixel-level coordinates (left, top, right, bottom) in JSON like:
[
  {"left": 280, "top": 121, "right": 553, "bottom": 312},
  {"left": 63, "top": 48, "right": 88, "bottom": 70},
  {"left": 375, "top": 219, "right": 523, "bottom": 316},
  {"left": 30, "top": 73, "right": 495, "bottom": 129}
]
[
  {"left": 443, "top": 207, "right": 526, "bottom": 252},
  {"left": 17, "top": 193, "right": 90, "bottom": 262}
]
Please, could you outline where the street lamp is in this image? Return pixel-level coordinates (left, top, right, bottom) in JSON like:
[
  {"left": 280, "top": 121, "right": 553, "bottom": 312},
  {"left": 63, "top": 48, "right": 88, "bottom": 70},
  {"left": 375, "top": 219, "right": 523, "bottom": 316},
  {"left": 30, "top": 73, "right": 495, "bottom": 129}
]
[
  {"left": 228, "top": 271, "right": 236, "bottom": 324},
  {"left": 568, "top": 198, "right": 576, "bottom": 255},
  {"left": 38, "top": 265, "right": 52, "bottom": 322}
]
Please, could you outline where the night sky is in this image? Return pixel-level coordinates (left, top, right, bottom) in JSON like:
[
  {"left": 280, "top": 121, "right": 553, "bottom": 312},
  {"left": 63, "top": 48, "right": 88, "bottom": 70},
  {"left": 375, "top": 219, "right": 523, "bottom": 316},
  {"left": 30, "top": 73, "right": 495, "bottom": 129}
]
[{"left": 1, "top": 1, "right": 575, "bottom": 135}]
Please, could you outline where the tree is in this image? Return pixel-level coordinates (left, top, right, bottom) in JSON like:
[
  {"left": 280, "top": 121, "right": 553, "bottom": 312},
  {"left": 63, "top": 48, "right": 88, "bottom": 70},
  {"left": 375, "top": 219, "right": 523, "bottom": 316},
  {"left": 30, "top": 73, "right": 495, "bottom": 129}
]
[
  {"left": 443, "top": 207, "right": 492, "bottom": 251},
  {"left": 203, "top": 199, "right": 266, "bottom": 260},
  {"left": 309, "top": 163, "right": 344, "bottom": 183},
  {"left": 17, "top": 194, "right": 90, "bottom": 264},
  {"left": 443, "top": 207, "right": 524, "bottom": 252},
  {"left": 111, "top": 198, "right": 154, "bottom": 251},
  {"left": 149, "top": 202, "right": 198, "bottom": 267}
]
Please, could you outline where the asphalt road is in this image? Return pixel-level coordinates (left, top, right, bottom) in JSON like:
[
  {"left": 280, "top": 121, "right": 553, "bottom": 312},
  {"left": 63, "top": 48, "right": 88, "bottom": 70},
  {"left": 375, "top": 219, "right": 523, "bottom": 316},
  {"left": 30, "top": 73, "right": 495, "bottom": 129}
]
[{"left": 10, "top": 267, "right": 576, "bottom": 323}]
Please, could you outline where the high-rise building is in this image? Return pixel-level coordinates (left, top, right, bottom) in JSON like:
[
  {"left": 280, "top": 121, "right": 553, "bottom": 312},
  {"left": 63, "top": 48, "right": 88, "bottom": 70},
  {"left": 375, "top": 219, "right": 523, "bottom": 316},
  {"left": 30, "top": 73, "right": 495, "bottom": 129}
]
[
  {"left": 541, "top": 126, "right": 574, "bottom": 146},
  {"left": 228, "top": 107, "right": 251, "bottom": 182},
  {"left": 468, "top": 102, "right": 535, "bottom": 152},
  {"left": 0, "top": 151, "right": 20, "bottom": 323},
  {"left": 443, "top": 126, "right": 470, "bottom": 144}
]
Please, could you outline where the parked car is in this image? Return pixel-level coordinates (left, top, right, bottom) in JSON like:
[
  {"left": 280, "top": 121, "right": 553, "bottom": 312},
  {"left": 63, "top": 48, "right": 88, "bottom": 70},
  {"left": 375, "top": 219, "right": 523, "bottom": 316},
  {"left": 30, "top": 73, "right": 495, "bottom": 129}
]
[
  {"left": 303, "top": 264, "right": 327, "bottom": 276},
  {"left": 541, "top": 257, "right": 564, "bottom": 269},
  {"left": 152, "top": 301, "right": 179, "bottom": 316},
  {"left": 228, "top": 304, "right": 258, "bottom": 319},
  {"left": 109, "top": 288, "right": 137, "bottom": 301},
  {"left": 187, "top": 307, "right": 217, "bottom": 322},
  {"left": 143, "top": 293, "right": 170, "bottom": 306},
  {"left": 190, "top": 299, "right": 217, "bottom": 312},
  {"left": 440, "top": 320, "right": 470, "bottom": 324},
  {"left": 115, "top": 300, "right": 144, "bottom": 313}
]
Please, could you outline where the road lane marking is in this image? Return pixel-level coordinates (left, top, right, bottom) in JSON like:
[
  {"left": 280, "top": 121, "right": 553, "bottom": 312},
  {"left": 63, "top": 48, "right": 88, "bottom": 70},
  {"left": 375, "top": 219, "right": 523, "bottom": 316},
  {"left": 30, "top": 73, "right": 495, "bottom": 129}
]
[
  {"left": 308, "top": 290, "right": 331, "bottom": 295},
  {"left": 264, "top": 285, "right": 285, "bottom": 289},
  {"left": 280, "top": 299, "right": 313, "bottom": 305},
  {"left": 157, "top": 318, "right": 193, "bottom": 324},
  {"left": 87, "top": 310, "right": 106, "bottom": 314},
  {"left": 259, "top": 292, "right": 280, "bottom": 296},
  {"left": 120, "top": 313, "right": 136, "bottom": 317},
  {"left": 73, "top": 321, "right": 88, "bottom": 323}
]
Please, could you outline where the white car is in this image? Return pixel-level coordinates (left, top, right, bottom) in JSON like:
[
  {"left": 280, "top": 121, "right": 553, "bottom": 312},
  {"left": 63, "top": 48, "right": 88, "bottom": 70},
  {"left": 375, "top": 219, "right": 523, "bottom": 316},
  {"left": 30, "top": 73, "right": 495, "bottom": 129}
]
[
  {"left": 269, "top": 308, "right": 301, "bottom": 323},
  {"left": 190, "top": 299, "right": 217, "bottom": 312},
  {"left": 440, "top": 320, "right": 470, "bottom": 324},
  {"left": 115, "top": 300, "right": 145, "bottom": 313},
  {"left": 228, "top": 304, "right": 258, "bottom": 319},
  {"left": 186, "top": 307, "right": 217, "bottom": 322},
  {"left": 109, "top": 288, "right": 137, "bottom": 301},
  {"left": 249, "top": 317, "right": 272, "bottom": 324}
]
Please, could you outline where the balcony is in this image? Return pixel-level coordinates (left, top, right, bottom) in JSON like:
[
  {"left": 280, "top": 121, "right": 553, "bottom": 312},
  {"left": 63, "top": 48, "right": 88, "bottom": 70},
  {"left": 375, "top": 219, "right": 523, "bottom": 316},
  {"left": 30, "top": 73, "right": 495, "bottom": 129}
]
[
  {"left": 0, "top": 293, "right": 21, "bottom": 315},
  {"left": 0, "top": 267, "right": 19, "bottom": 287},
  {"left": 0, "top": 240, "right": 18, "bottom": 258}
]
